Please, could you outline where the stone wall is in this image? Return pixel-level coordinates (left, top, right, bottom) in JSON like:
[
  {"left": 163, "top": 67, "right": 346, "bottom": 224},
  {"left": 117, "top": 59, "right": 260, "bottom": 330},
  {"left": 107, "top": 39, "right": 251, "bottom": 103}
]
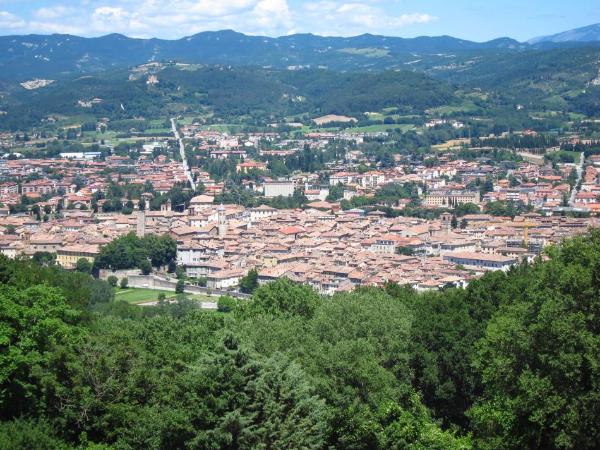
[{"left": 99, "top": 269, "right": 250, "bottom": 299}]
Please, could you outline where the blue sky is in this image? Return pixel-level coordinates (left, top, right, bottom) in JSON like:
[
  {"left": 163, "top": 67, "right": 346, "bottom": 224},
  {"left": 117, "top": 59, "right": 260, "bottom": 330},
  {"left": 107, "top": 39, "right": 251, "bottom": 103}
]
[{"left": 0, "top": 0, "right": 598, "bottom": 41}]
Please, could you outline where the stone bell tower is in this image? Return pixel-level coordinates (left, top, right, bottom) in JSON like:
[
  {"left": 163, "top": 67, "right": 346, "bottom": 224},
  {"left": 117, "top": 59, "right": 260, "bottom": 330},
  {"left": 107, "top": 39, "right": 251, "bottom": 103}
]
[{"left": 218, "top": 203, "right": 228, "bottom": 238}]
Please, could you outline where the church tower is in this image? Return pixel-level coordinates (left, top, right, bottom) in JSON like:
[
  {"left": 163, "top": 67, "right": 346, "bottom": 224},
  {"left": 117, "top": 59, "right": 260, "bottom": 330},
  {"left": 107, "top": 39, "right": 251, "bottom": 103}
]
[
  {"left": 218, "top": 204, "right": 228, "bottom": 238},
  {"left": 136, "top": 210, "right": 146, "bottom": 237}
]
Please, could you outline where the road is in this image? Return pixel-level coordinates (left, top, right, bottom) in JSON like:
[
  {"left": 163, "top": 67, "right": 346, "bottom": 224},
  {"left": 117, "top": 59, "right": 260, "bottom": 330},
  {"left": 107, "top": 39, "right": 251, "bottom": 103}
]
[
  {"left": 568, "top": 152, "right": 585, "bottom": 206},
  {"left": 171, "top": 118, "right": 196, "bottom": 191}
]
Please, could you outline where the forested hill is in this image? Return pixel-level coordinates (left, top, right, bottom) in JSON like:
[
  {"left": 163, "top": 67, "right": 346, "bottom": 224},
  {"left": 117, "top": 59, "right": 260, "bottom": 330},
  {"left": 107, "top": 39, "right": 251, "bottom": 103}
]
[
  {"left": 1, "top": 28, "right": 599, "bottom": 81},
  {"left": 0, "top": 31, "right": 523, "bottom": 80},
  {"left": 0, "top": 66, "right": 457, "bottom": 130},
  {"left": 1, "top": 230, "right": 600, "bottom": 449}
]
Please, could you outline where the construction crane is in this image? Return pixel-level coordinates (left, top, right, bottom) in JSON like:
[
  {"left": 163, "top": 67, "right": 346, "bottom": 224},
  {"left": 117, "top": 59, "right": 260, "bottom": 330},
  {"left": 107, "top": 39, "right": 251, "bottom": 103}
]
[{"left": 512, "top": 221, "right": 537, "bottom": 249}]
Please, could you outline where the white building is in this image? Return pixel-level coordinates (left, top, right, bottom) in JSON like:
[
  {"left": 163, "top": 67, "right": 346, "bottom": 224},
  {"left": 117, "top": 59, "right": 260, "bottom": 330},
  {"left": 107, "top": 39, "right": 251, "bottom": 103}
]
[
  {"left": 206, "top": 269, "right": 245, "bottom": 289},
  {"left": 264, "top": 180, "right": 295, "bottom": 198}
]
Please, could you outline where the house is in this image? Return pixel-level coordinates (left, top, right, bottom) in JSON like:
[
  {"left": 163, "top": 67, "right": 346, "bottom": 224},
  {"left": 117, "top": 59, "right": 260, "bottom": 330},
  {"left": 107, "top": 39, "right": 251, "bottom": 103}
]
[
  {"left": 249, "top": 205, "right": 278, "bottom": 222},
  {"left": 188, "top": 194, "right": 215, "bottom": 213},
  {"left": 56, "top": 244, "right": 99, "bottom": 269},
  {"left": 443, "top": 252, "right": 517, "bottom": 272},
  {"left": 237, "top": 160, "right": 267, "bottom": 173},
  {"left": 206, "top": 269, "right": 245, "bottom": 289}
]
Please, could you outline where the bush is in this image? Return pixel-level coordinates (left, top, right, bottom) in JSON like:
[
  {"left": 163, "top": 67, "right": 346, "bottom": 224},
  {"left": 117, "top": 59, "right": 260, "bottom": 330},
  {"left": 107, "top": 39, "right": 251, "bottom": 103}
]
[
  {"left": 217, "top": 295, "right": 238, "bottom": 312},
  {"left": 107, "top": 275, "right": 118, "bottom": 287},
  {"left": 75, "top": 258, "right": 92, "bottom": 273},
  {"left": 139, "top": 259, "right": 152, "bottom": 275},
  {"left": 120, "top": 277, "right": 128, "bottom": 289},
  {"left": 175, "top": 279, "right": 185, "bottom": 294}
]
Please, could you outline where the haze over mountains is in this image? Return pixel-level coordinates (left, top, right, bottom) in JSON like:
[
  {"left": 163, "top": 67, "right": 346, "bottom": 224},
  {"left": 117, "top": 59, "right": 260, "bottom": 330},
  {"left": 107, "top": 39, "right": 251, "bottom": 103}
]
[
  {"left": 528, "top": 23, "right": 600, "bottom": 44},
  {"left": 0, "top": 23, "right": 598, "bottom": 81}
]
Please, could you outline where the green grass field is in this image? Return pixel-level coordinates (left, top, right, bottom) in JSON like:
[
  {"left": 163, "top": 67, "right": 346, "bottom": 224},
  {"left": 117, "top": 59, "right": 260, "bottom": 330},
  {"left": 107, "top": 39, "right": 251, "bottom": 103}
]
[
  {"left": 351, "top": 124, "right": 415, "bottom": 133},
  {"left": 427, "top": 101, "right": 479, "bottom": 115},
  {"left": 115, "top": 288, "right": 217, "bottom": 304},
  {"left": 115, "top": 288, "right": 169, "bottom": 303}
]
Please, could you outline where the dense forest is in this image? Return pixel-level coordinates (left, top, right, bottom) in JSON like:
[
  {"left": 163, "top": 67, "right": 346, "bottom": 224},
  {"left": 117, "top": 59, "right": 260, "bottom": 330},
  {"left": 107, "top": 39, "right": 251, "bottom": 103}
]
[
  {"left": 0, "top": 66, "right": 458, "bottom": 130},
  {"left": 1, "top": 231, "right": 599, "bottom": 449}
]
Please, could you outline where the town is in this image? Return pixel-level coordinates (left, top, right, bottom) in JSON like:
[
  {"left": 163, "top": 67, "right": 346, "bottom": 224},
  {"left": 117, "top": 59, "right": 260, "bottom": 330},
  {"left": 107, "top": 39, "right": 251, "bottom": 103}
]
[
  {"left": 1, "top": 115, "right": 599, "bottom": 297},
  {"left": 1, "top": 11, "right": 600, "bottom": 449}
]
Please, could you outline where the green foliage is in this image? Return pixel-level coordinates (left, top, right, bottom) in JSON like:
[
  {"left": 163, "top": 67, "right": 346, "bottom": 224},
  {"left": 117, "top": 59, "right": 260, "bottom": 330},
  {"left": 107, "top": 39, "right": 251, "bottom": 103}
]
[
  {"left": 175, "top": 279, "right": 185, "bottom": 294},
  {"left": 119, "top": 277, "right": 128, "bottom": 289},
  {"left": 75, "top": 258, "right": 92, "bottom": 273},
  {"left": 0, "top": 285, "right": 83, "bottom": 418},
  {"left": 217, "top": 295, "right": 238, "bottom": 313},
  {"left": 94, "top": 232, "right": 176, "bottom": 271},
  {"left": 239, "top": 268, "right": 259, "bottom": 294},
  {"left": 485, "top": 200, "right": 531, "bottom": 218},
  {"left": 469, "top": 231, "right": 600, "bottom": 449},
  {"left": 107, "top": 275, "right": 117, "bottom": 287},
  {"left": 1, "top": 232, "right": 600, "bottom": 449},
  {"left": 0, "top": 419, "right": 73, "bottom": 450},
  {"left": 32, "top": 251, "right": 56, "bottom": 266},
  {"left": 248, "top": 278, "right": 321, "bottom": 318},
  {"left": 326, "top": 183, "right": 345, "bottom": 202},
  {"left": 454, "top": 202, "right": 481, "bottom": 217}
]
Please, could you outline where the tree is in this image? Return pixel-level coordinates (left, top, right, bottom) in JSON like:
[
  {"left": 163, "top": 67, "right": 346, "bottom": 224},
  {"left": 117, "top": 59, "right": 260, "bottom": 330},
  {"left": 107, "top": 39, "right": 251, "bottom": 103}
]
[
  {"left": 249, "top": 278, "right": 321, "bottom": 318},
  {"left": 107, "top": 275, "right": 118, "bottom": 287},
  {"left": 179, "top": 334, "right": 328, "bottom": 449},
  {"left": 75, "top": 258, "right": 92, "bottom": 273},
  {"left": 0, "top": 419, "right": 72, "bottom": 450},
  {"left": 139, "top": 259, "right": 152, "bottom": 275},
  {"left": 32, "top": 252, "right": 56, "bottom": 266},
  {"left": 469, "top": 232, "right": 600, "bottom": 449},
  {"left": 239, "top": 269, "right": 259, "bottom": 294},
  {"left": 175, "top": 279, "right": 185, "bottom": 294},
  {"left": 119, "top": 277, "right": 128, "bottom": 289},
  {"left": 0, "top": 285, "right": 82, "bottom": 418},
  {"left": 376, "top": 397, "right": 472, "bottom": 450},
  {"left": 327, "top": 183, "right": 345, "bottom": 202},
  {"left": 94, "top": 233, "right": 176, "bottom": 271},
  {"left": 217, "top": 295, "right": 238, "bottom": 312}
]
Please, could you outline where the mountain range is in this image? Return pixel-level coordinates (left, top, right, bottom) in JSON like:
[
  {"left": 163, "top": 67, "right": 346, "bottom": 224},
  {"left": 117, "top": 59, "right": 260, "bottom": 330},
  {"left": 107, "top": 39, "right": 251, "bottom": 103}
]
[
  {"left": 0, "top": 23, "right": 599, "bottom": 81},
  {"left": 529, "top": 23, "right": 600, "bottom": 44}
]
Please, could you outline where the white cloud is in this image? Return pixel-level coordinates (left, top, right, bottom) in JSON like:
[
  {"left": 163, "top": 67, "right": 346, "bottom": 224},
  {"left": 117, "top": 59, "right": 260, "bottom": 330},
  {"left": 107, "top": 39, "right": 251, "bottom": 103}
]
[
  {"left": 0, "top": 10, "right": 25, "bottom": 29},
  {"left": 34, "top": 6, "right": 72, "bottom": 20},
  {"left": 0, "top": 0, "right": 437, "bottom": 38}
]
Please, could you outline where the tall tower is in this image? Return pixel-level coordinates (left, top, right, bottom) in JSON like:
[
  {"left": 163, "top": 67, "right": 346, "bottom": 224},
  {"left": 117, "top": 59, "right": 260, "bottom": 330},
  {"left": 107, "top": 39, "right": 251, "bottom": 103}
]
[
  {"left": 136, "top": 210, "right": 146, "bottom": 237},
  {"left": 218, "top": 203, "right": 228, "bottom": 238},
  {"left": 440, "top": 212, "right": 452, "bottom": 233}
]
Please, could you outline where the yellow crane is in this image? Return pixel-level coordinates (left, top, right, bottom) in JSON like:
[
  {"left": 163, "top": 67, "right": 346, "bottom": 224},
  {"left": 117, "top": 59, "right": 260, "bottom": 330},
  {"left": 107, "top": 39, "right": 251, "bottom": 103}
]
[{"left": 512, "top": 221, "right": 537, "bottom": 248}]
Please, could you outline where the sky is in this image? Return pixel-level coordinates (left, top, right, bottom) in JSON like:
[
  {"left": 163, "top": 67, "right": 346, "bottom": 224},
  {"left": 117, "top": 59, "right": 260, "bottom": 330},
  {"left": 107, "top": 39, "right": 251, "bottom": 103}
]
[{"left": 0, "top": 0, "right": 598, "bottom": 41}]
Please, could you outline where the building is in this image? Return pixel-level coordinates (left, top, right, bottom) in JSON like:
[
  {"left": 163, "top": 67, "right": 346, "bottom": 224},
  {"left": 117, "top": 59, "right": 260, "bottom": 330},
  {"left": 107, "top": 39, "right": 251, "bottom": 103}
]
[
  {"left": 0, "top": 182, "right": 18, "bottom": 195},
  {"left": 56, "top": 244, "right": 99, "bottom": 269},
  {"left": 218, "top": 204, "right": 228, "bottom": 238},
  {"left": 443, "top": 252, "right": 517, "bottom": 272},
  {"left": 206, "top": 269, "right": 245, "bottom": 289},
  {"left": 264, "top": 180, "right": 295, "bottom": 198},
  {"left": 424, "top": 190, "right": 480, "bottom": 208},
  {"left": 249, "top": 205, "right": 278, "bottom": 222}
]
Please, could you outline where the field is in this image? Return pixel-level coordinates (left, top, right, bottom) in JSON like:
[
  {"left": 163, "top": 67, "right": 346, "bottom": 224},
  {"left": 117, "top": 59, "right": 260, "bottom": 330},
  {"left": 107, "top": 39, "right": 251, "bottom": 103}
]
[
  {"left": 351, "top": 124, "right": 415, "bottom": 133},
  {"left": 115, "top": 288, "right": 169, "bottom": 303},
  {"left": 338, "top": 47, "right": 390, "bottom": 58},
  {"left": 427, "top": 101, "right": 479, "bottom": 115},
  {"left": 115, "top": 288, "right": 216, "bottom": 304}
]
